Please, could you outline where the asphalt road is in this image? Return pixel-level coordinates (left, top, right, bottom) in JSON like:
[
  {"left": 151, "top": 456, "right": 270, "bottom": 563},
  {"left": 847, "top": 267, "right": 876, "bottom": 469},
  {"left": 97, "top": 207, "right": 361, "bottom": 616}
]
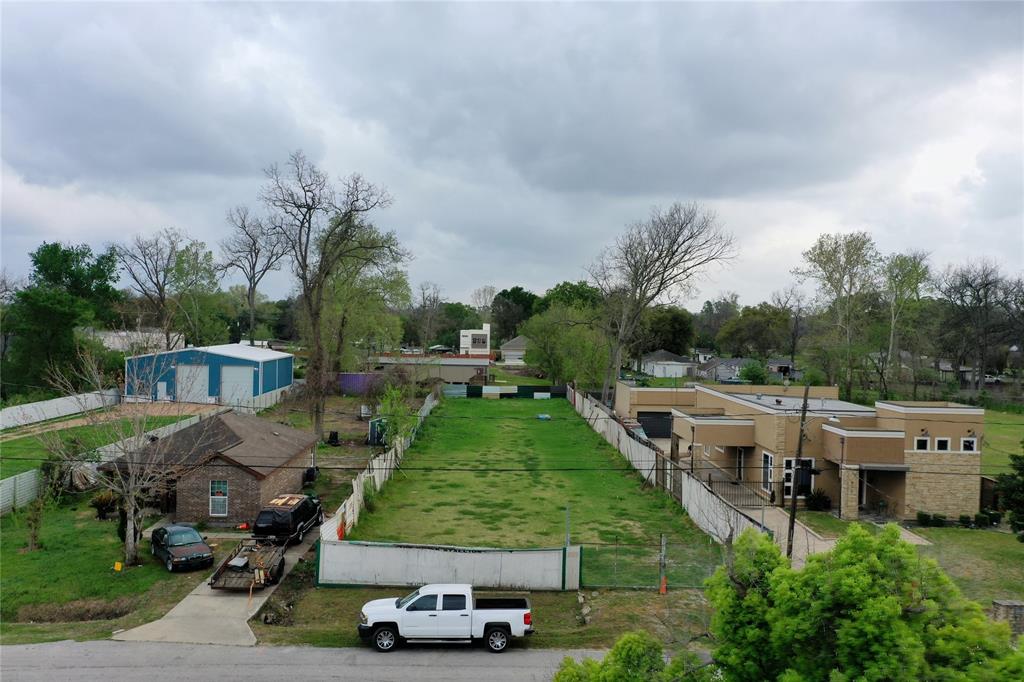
[{"left": 1, "top": 640, "right": 606, "bottom": 681}]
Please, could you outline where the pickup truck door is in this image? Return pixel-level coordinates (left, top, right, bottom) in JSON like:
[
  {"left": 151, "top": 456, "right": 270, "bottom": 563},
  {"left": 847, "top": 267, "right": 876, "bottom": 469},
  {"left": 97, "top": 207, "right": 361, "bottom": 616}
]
[
  {"left": 402, "top": 594, "right": 438, "bottom": 637},
  {"left": 437, "top": 593, "right": 472, "bottom": 638}
]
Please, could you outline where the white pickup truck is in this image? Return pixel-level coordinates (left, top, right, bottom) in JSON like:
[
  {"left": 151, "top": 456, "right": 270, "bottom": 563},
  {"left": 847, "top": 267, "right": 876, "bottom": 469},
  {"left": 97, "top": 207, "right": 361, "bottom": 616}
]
[{"left": 357, "top": 583, "right": 533, "bottom": 653}]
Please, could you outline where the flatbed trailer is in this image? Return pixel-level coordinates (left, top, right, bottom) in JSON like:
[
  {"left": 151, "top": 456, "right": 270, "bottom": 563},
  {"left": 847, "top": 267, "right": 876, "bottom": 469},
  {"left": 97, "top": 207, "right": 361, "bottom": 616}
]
[{"left": 208, "top": 539, "right": 287, "bottom": 591}]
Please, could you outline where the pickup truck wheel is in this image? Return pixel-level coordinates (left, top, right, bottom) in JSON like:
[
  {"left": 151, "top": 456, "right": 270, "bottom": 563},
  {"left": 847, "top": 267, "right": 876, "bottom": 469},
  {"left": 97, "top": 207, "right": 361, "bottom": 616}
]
[
  {"left": 372, "top": 625, "right": 398, "bottom": 652},
  {"left": 485, "top": 627, "right": 510, "bottom": 653}
]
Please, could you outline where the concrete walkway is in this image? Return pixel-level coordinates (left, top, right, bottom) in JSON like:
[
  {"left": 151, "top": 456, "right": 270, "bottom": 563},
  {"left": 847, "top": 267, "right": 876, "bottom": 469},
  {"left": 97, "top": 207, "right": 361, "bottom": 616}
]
[
  {"left": 759, "top": 507, "right": 833, "bottom": 568},
  {"left": 112, "top": 535, "right": 316, "bottom": 646}
]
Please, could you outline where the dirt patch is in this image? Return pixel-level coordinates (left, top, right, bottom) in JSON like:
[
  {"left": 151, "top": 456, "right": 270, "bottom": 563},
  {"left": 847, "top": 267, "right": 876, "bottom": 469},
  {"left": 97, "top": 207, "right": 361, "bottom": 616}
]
[
  {"left": 17, "top": 596, "right": 137, "bottom": 623},
  {"left": 0, "top": 403, "right": 215, "bottom": 442}
]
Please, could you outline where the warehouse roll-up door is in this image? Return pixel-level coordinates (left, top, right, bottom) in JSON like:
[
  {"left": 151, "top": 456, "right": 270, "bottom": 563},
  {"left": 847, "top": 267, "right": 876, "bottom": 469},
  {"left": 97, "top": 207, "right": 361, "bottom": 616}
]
[
  {"left": 636, "top": 411, "right": 672, "bottom": 439},
  {"left": 175, "top": 364, "right": 209, "bottom": 404},
  {"left": 220, "top": 365, "right": 254, "bottom": 407}
]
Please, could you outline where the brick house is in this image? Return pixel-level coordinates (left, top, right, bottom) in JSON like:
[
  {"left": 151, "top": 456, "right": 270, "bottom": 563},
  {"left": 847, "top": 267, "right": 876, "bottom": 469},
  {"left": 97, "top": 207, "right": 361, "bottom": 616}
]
[{"left": 135, "top": 412, "right": 317, "bottom": 527}]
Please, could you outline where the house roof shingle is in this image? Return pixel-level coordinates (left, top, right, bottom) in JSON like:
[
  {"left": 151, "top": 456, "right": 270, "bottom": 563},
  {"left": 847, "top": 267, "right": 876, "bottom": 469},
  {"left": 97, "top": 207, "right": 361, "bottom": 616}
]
[
  {"left": 500, "top": 335, "right": 530, "bottom": 351},
  {"left": 129, "top": 412, "right": 317, "bottom": 479},
  {"left": 642, "top": 349, "right": 691, "bottom": 363}
]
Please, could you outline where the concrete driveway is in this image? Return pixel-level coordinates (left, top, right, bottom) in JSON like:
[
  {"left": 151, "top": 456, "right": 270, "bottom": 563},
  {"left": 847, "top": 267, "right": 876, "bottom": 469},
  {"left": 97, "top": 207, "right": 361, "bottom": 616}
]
[{"left": 112, "top": 535, "right": 316, "bottom": 646}]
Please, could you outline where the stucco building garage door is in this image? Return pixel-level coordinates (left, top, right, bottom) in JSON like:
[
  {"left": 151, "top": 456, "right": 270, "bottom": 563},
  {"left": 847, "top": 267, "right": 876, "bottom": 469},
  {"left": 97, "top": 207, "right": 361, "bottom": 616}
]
[
  {"left": 175, "top": 364, "right": 209, "bottom": 404},
  {"left": 220, "top": 365, "right": 253, "bottom": 407},
  {"left": 637, "top": 411, "right": 672, "bottom": 439}
]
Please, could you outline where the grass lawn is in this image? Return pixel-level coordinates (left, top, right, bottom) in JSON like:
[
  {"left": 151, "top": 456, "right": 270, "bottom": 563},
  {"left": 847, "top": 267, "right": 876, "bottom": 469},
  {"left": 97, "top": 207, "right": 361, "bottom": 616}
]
[
  {"left": 347, "top": 398, "right": 722, "bottom": 588},
  {"left": 0, "top": 493, "right": 229, "bottom": 644},
  {"left": 252, "top": 558, "right": 712, "bottom": 654},
  {"left": 915, "top": 527, "right": 1024, "bottom": 605},
  {"left": 0, "top": 416, "right": 184, "bottom": 479},
  {"left": 796, "top": 511, "right": 881, "bottom": 539},
  {"left": 983, "top": 409, "right": 1024, "bottom": 475},
  {"left": 488, "top": 366, "right": 552, "bottom": 386}
]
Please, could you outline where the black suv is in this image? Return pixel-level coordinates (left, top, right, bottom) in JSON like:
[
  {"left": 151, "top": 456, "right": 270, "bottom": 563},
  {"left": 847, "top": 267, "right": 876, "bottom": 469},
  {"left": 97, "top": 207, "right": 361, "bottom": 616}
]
[{"left": 252, "top": 493, "right": 324, "bottom": 545}]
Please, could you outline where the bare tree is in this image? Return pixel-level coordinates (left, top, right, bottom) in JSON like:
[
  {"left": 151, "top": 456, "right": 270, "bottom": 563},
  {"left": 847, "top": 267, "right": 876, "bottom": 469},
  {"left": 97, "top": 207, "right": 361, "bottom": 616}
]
[
  {"left": 261, "top": 150, "right": 401, "bottom": 438},
  {"left": 936, "top": 259, "right": 1005, "bottom": 390},
  {"left": 471, "top": 284, "right": 497, "bottom": 321},
  {"left": 220, "top": 206, "right": 288, "bottom": 344},
  {"left": 793, "top": 232, "right": 879, "bottom": 399},
  {"left": 42, "top": 352, "right": 216, "bottom": 565},
  {"left": 415, "top": 282, "right": 444, "bottom": 348},
  {"left": 113, "top": 228, "right": 210, "bottom": 350},
  {"left": 770, "top": 285, "right": 808, "bottom": 364},
  {"left": 590, "top": 202, "right": 735, "bottom": 403}
]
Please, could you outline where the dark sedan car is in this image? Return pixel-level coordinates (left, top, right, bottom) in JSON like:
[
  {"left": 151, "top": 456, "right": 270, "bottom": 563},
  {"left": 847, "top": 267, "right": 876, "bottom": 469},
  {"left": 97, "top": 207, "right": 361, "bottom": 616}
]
[{"left": 151, "top": 525, "right": 214, "bottom": 572}]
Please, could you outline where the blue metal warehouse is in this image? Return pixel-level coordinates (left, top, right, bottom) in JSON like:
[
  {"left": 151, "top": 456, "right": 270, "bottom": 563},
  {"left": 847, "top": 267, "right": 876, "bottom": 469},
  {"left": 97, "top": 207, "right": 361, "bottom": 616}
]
[{"left": 124, "top": 344, "right": 294, "bottom": 409}]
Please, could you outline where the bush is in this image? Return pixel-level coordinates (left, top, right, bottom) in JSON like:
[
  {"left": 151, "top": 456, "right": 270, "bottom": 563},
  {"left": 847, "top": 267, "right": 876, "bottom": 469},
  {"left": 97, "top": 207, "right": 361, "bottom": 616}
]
[
  {"left": 554, "top": 630, "right": 715, "bottom": 681},
  {"left": 89, "top": 490, "right": 119, "bottom": 520},
  {"left": 974, "top": 513, "right": 990, "bottom": 528},
  {"left": 933, "top": 513, "right": 947, "bottom": 527},
  {"left": 805, "top": 489, "right": 831, "bottom": 511},
  {"left": 986, "top": 509, "right": 1003, "bottom": 525},
  {"left": 916, "top": 511, "right": 932, "bottom": 527},
  {"left": 959, "top": 514, "right": 973, "bottom": 528}
]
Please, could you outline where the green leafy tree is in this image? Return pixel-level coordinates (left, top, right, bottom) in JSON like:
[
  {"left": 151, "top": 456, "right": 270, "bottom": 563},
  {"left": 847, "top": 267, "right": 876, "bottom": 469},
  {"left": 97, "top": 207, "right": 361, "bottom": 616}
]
[
  {"left": 522, "top": 304, "right": 607, "bottom": 387},
  {"left": 694, "top": 293, "right": 740, "bottom": 350},
  {"left": 630, "top": 306, "right": 695, "bottom": 359},
  {"left": 435, "top": 302, "right": 482, "bottom": 349},
  {"left": 706, "top": 526, "right": 1024, "bottom": 681},
  {"left": 3, "top": 286, "right": 88, "bottom": 394},
  {"left": 379, "top": 384, "right": 417, "bottom": 446},
  {"left": 534, "top": 280, "right": 604, "bottom": 314},
  {"left": 28, "top": 242, "right": 122, "bottom": 326},
  {"left": 793, "top": 232, "right": 880, "bottom": 400},
  {"left": 738, "top": 360, "right": 767, "bottom": 384},
  {"left": 492, "top": 286, "right": 539, "bottom": 342},
  {"left": 716, "top": 303, "right": 789, "bottom": 358},
  {"left": 995, "top": 440, "right": 1024, "bottom": 542}
]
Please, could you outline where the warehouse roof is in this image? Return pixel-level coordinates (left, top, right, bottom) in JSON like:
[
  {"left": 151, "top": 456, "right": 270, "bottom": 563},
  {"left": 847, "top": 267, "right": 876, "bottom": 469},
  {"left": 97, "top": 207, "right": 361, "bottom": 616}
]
[{"left": 126, "top": 343, "right": 292, "bottom": 362}]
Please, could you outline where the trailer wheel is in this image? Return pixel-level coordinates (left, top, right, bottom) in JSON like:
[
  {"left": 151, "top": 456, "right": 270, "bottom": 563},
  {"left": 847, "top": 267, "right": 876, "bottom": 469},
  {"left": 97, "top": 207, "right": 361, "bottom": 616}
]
[
  {"left": 485, "top": 626, "right": 510, "bottom": 653},
  {"left": 372, "top": 625, "right": 398, "bottom": 652},
  {"left": 270, "top": 558, "right": 285, "bottom": 584}
]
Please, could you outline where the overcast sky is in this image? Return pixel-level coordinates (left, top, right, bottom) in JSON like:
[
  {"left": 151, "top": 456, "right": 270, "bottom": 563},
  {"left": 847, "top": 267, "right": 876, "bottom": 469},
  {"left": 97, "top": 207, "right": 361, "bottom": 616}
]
[{"left": 2, "top": 2, "right": 1021, "bottom": 310}]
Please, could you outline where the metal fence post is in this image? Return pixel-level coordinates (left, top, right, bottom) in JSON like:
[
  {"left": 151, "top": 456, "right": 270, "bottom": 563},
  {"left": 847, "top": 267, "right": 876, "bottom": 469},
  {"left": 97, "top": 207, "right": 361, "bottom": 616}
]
[{"left": 659, "top": 533, "right": 667, "bottom": 593}]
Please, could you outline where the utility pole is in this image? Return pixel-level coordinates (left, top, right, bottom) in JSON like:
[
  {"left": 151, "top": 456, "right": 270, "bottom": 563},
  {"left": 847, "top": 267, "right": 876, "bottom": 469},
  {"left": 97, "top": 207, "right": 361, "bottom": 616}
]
[{"left": 786, "top": 383, "right": 811, "bottom": 559}]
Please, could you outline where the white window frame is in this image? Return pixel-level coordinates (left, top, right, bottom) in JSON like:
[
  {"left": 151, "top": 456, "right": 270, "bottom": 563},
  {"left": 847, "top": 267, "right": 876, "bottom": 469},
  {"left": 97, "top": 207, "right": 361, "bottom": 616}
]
[
  {"left": 960, "top": 437, "right": 977, "bottom": 453},
  {"left": 210, "top": 480, "right": 228, "bottom": 517},
  {"left": 736, "top": 448, "right": 744, "bottom": 480},
  {"left": 935, "top": 437, "right": 951, "bottom": 452},
  {"left": 783, "top": 457, "right": 816, "bottom": 499},
  {"left": 761, "top": 451, "right": 774, "bottom": 493},
  {"left": 914, "top": 437, "right": 929, "bottom": 451}
]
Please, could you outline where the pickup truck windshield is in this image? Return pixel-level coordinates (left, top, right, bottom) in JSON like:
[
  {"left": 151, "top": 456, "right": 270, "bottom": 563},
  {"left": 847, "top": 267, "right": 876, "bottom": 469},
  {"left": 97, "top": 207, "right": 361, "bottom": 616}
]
[
  {"left": 396, "top": 589, "right": 420, "bottom": 608},
  {"left": 168, "top": 529, "right": 203, "bottom": 546}
]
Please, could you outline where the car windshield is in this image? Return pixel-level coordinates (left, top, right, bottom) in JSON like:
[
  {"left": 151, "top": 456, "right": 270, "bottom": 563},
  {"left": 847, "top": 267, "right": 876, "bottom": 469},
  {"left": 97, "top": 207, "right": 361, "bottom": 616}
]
[
  {"left": 167, "top": 529, "right": 203, "bottom": 547},
  {"left": 396, "top": 589, "right": 420, "bottom": 608}
]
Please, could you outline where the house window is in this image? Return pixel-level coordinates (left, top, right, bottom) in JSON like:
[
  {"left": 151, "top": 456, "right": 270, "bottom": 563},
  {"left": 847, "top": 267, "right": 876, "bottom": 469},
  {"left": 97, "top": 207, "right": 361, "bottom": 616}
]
[
  {"left": 210, "top": 480, "right": 228, "bottom": 517},
  {"left": 736, "top": 448, "right": 744, "bottom": 480},
  {"left": 914, "top": 437, "right": 929, "bottom": 451},
  {"left": 783, "top": 458, "right": 815, "bottom": 498},
  {"left": 761, "top": 451, "right": 774, "bottom": 493},
  {"left": 935, "top": 438, "right": 950, "bottom": 452},
  {"left": 961, "top": 437, "right": 977, "bottom": 452}
]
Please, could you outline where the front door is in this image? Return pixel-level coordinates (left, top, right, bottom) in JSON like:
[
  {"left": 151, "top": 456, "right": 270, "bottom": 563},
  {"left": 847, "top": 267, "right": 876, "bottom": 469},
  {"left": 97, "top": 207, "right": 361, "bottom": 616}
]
[
  {"left": 761, "top": 451, "right": 774, "bottom": 493},
  {"left": 403, "top": 594, "right": 438, "bottom": 637},
  {"left": 436, "top": 593, "right": 472, "bottom": 637},
  {"left": 783, "top": 458, "right": 815, "bottom": 499},
  {"left": 156, "top": 382, "right": 168, "bottom": 401}
]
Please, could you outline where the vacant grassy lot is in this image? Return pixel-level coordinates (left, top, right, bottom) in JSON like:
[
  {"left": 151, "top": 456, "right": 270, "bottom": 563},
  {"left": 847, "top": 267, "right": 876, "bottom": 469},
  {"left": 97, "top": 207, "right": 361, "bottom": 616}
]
[
  {"left": 253, "top": 558, "right": 712, "bottom": 654},
  {"left": 488, "top": 366, "right": 552, "bottom": 386},
  {"left": 984, "top": 409, "right": 1024, "bottom": 475},
  {"left": 0, "top": 493, "right": 228, "bottom": 644},
  {"left": 347, "top": 398, "right": 722, "bottom": 588},
  {"left": 0, "top": 416, "right": 184, "bottom": 479},
  {"left": 916, "top": 527, "right": 1024, "bottom": 605}
]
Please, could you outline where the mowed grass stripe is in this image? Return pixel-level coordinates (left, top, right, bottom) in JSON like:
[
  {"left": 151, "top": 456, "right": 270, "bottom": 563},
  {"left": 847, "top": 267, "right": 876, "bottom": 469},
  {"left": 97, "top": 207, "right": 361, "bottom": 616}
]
[{"left": 347, "top": 398, "right": 722, "bottom": 586}]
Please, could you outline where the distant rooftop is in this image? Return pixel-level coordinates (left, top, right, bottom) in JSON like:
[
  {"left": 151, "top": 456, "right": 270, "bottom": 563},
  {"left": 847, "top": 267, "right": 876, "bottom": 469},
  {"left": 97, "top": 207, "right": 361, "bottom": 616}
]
[{"left": 703, "top": 386, "right": 874, "bottom": 415}]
